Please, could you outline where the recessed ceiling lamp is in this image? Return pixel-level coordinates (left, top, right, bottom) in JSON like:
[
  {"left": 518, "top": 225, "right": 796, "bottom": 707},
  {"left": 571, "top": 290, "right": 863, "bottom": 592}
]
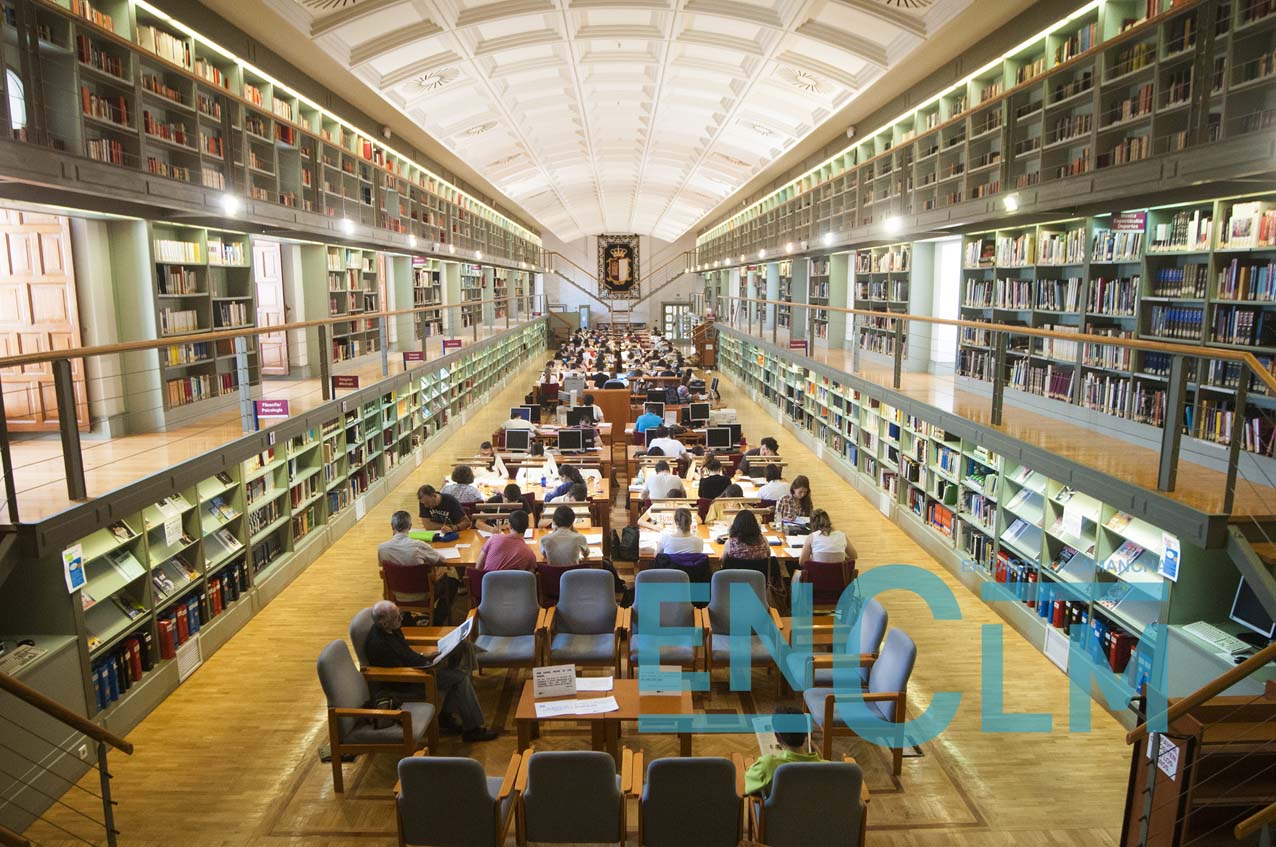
[
  {"left": 414, "top": 67, "right": 460, "bottom": 91},
  {"left": 823, "top": 233, "right": 834, "bottom": 246},
  {"left": 877, "top": 0, "right": 935, "bottom": 7},
  {"left": 778, "top": 66, "right": 825, "bottom": 94},
  {"left": 785, "top": 242, "right": 794, "bottom": 253},
  {"left": 463, "top": 121, "right": 497, "bottom": 137},
  {"left": 1003, "top": 193, "right": 1020, "bottom": 212}
]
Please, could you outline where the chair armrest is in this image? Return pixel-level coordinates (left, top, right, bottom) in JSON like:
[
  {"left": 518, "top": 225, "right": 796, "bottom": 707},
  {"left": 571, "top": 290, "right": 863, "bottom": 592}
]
[
  {"left": 541, "top": 607, "right": 556, "bottom": 636},
  {"left": 809, "top": 653, "right": 877, "bottom": 670},
  {"left": 700, "top": 605, "right": 713, "bottom": 640},
  {"left": 360, "top": 666, "right": 432, "bottom": 683},
  {"left": 840, "top": 756, "right": 871, "bottom": 804},
  {"left": 621, "top": 747, "right": 638, "bottom": 796},
  {"left": 330, "top": 706, "right": 409, "bottom": 720},
  {"left": 465, "top": 608, "right": 478, "bottom": 639},
  {"left": 730, "top": 752, "right": 747, "bottom": 797},
  {"left": 769, "top": 608, "right": 785, "bottom": 641},
  {"left": 514, "top": 746, "right": 534, "bottom": 792},
  {"left": 497, "top": 752, "right": 522, "bottom": 800},
  {"left": 617, "top": 606, "right": 631, "bottom": 637}
]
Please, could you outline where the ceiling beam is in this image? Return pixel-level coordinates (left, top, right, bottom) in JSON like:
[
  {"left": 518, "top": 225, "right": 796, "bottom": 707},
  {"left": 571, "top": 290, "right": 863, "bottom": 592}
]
[
  {"left": 793, "top": 20, "right": 888, "bottom": 68},
  {"left": 455, "top": 0, "right": 556, "bottom": 28},
  {"left": 349, "top": 20, "right": 445, "bottom": 67},
  {"left": 826, "top": 0, "right": 928, "bottom": 38},
  {"left": 309, "top": 0, "right": 408, "bottom": 38}
]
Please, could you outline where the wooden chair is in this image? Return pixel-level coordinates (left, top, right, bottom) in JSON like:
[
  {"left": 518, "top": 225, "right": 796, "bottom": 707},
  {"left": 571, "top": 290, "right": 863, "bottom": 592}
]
[
  {"left": 379, "top": 559, "right": 435, "bottom": 619},
  {"left": 515, "top": 749, "right": 628, "bottom": 846},
  {"left": 629, "top": 752, "right": 746, "bottom": 847},
  {"left": 793, "top": 560, "right": 858, "bottom": 613},
  {"left": 395, "top": 751, "right": 521, "bottom": 847},
  {"left": 746, "top": 757, "right": 870, "bottom": 847},
  {"left": 541, "top": 569, "right": 623, "bottom": 674}
]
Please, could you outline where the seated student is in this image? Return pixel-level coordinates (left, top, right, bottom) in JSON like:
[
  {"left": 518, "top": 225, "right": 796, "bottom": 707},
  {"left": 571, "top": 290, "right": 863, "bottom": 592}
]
[
  {"left": 477, "top": 483, "right": 525, "bottom": 532},
  {"left": 540, "top": 483, "right": 589, "bottom": 525},
  {"left": 364, "top": 600, "right": 498, "bottom": 743},
  {"left": 756, "top": 463, "right": 790, "bottom": 502},
  {"left": 487, "top": 482, "right": 524, "bottom": 506},
  {"left": 540, "top": 505, "right": 589, "bottom": 566},
  {"left": 590, "top": 368, "right": 609, "bottom": 389},
  {"left": 656, "top": 507, "right": 704, "bottom": 555},
  {"left": 634, "top": 403, "right": 664, "bottom": 433},
  {"left": 475, "top": 509, "right": 537, "bottom": 572},
  {"left": 583, "top": 393, "right": 605, "bottom": 423},
  {"left": 723, "top": 509, "right": 770, "bottom": 561},
  {"left": 442, "top": 465, "right": 483, "bottom": 504},
  {"left": 378, "top": 510, "right": 453, "bottom": 626},
  {"left": 696, "top": 456, "right": 731, "bottom": 500},
  {"left": 739, "top": 436, "right": 779, "bottom": 477},
  {"left": 546, "top": 464, "right": 584, "bottom": 501},
  {"left": 648, "top": 426, "right": 687, "bottom": 460},
  {"left": 642, "top": 460, "right": 682, "bottom": 500},
  {"left": 744, "top": 706, "right": 822, "bottom": 795},
  {"left": 676, "top": 383, "right": 691, "bottom": 403},
  {"left": 417, "top": 484, "right": 473, "bottom": 532},
  {"left": 603, "top": 372, "right": 628, "bottom": 389},
  {"left": 502, "top": 411, "right": 536, "bottom": 431},
  {"left": 704, "top": 483, "right": 745, "bottom": 524},
  {"left": 477, "top": 441, "right": 497, "bottom": 470},
  {"left": 799, "top": 508, "right": 858, "bottom": 565},
  {"left": 775, "top": 475, "right": 813, "bottom": 527}
]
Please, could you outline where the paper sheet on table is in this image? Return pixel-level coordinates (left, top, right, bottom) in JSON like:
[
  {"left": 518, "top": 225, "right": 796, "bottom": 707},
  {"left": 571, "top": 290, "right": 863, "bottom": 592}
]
[
  {"left": 575, "top": 676, "right": 614, "bottom": 691},
  {"left": 628, "top": 485, "right": 644, "bottom": 492},
  {"left": 588, "top": 546, "right": 603, "bottom": 558},
  {"left": 454, "top": 543, "right": 470, "bottom": 549},
  {"left": 477, "top": 530, "right": 494, "bottom": 538},
  {"left": 765, "top": 535, "right": 781, "bottom": 544},
  {"left": 534, "top": 700, "right": 583, "bottom": 718},
  {"left": 524, "top": 528, "right": 534, "bottom": 539},
  {"left": 436, "top": 547, "right": 462, "bottom": 560},
  {"left": 583, "top": 533, "right": 603, "bottom": 544},
  {"left": 785, "top": 536, "right": 807, "bottom": 547},
  {"left": 785, "top": 547, "right": 804, "bottom": 557},
  {"left": 573, "top": 696, "right": 619, "bottom": 714}
]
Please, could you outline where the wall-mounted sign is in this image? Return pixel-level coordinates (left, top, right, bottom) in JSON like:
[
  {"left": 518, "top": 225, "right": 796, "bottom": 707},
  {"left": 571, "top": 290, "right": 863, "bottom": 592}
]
[
  {"left": 789, "top": 340, "right": 809, "bottom": 354},
  {"left": 403, "top": 351, "right": 426, "bottom": 366},
  {"left": 442, "top": 339, "right": 463, "bottom": 354},
  {"left": 254, "top": 399, "right": 289, "bottom": 419},
  {"left": 1111, "top": 211, "right": 1147, "bottom": 232},
  {"left": 332, "top": 375, "right": 360, "bottom": 391}
]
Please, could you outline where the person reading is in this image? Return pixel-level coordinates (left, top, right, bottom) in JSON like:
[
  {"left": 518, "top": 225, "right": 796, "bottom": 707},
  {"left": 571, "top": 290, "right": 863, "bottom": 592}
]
[
  {"left": 799, "top": 508, "right": 858, "bottom": 565},
  {"left": 656, "top": 507, "right": 704, "bottom": 555},
  {"left": 417, "top": 484, "right": 472, "bottom": 532},
  {"left": 540, "top": 504, "right": 589, "bottom": 566},
  {"left": 775, "top": 475, "right": 812, "bottom": 527},
  {"left": 744, "top": 706, "right": 822, "bottom": 795},
  {"left": 475, "top": 509, "right": 537, "bottom": 572},
  {"left": 739, "top": 436, "right": 779, "bottom": 477}
]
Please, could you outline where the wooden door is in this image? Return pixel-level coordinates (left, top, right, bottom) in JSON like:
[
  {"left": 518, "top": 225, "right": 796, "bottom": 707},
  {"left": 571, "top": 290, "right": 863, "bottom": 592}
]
[
  {"left": 0, "top": 210, "right": 88, "bottom": 432},
  {"left": 253, "top": 240, "right": 289, "bottom": 376}
]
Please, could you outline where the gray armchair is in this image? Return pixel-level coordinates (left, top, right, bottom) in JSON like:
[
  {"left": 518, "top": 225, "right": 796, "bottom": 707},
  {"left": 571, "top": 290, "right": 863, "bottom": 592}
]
[
  {"left": 515, "top": 750, "right": 626, "bottom": 846},
  {"left": 624, "top": 568, "right": 700, "bottom": 676},
  {"left": 632, "top": 754, "right": 744, "bottom": 847},
  {"left": 703, "top": 569, "right": 781, "bottom": 681},
  {"left": 348, "top": 608, "right": 440, "bottom": 751},
  {"left": 544, "top": 569, "right": 622, "bottom": 675},
  {"left": 316, "top": 640, "right": 435, "bottom": 792},
  {"left": 395, "top": 753, "right": 521, "bottom": 847},
  {"left": 470, "top": 570, "right": 546, "bottom": 669},
  {"left": 810, "top": 597, "right": 889, "bottom": 688},
  {"left": 802, "top": 627, "right": 917, "bottom": 776},
  {"left": 749, "top": 759, "right": 869, "bottom": 847}
]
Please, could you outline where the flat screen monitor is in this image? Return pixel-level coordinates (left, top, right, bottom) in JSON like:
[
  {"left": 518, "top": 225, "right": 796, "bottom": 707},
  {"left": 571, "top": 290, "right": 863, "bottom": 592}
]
[
  {"left": 645, "top": 429, "right": 661, "bottom": 448},
  {"left": 505, "top": 430, "right": 531, "bottom": 452},
  {"left": 566, "top": 409, "right": 591, "bottom": 428},
  {"left": 647, "top": 389, "right": 666, "bottom": 405},
  {"left": 558, "top": 429, "right": 584, "bottom": 453},
  {"left": 726, "top": 423, "right": 742, "bottom": 444},
  {"left": 710, "top": 377, "right": 719, "bottom": 394},
  {"left": 1230, "top": 577, "right": 1276, "bottom": 639},
  {"left": 520, "top": 404, "right": 541, "bottom": 424},
  {"left": 706, "top": 426, "right": 733, "bottom": 450},
  {"left": 689, "top": 402, "right": 711, "bottom": 424},
  {"left": 645, "top": 402, "right": 664, "bottom": 418},
  {"left": 510, "top": 406, "right": 531, "bottom": 422},
  {"left": 563, "top": 376, "right": 586, "bottom": 395}
]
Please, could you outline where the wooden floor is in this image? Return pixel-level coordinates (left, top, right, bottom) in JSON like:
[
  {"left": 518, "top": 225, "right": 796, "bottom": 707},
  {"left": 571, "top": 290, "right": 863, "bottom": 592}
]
[
  {"left": 731, "top": 320, "right": 1276, "bottom": 517},
  {"left": 22, "top": 353, "right": 1132, "bottom": 847},
  {"left": 5, "top": 319, "right": 538, "bottom": 524}
]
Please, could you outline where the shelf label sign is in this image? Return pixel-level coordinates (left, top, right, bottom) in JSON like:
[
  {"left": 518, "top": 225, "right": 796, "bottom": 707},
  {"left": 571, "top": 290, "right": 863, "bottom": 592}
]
[
  {"left": 789, "top": 340, "right": 808, "bottom": 354},
  {"left": 1159, "top": 532, "right": 1180, "bottom": 582},
  {"left": 332, "top": 375, "right": 360, "bottom": 392},
  {"left": 254, "top": 399, "right": 290, "bottom": 420},
  {"left": 403, "top": 351, "right": 426, "bottom": 366},
  {"left": 62, "top": 543, "right": 84, "bottom": 594},
  {"left": 1111, "top": 211, "right": 1147, "bottom": 232},
  {"left": 442, "top": 339, "right": 463, "bottom": 354},
  {"left": 533, "top": 664, "right": 578, "bottom": 699},
  {"left": 163, "top": 513, "right": 182, "bottom": 548}
]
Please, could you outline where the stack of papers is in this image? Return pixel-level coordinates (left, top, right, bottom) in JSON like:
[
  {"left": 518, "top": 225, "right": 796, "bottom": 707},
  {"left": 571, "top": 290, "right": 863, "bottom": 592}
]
[{"left": 533, "top": 696, "right": 620, "bottom": 718}]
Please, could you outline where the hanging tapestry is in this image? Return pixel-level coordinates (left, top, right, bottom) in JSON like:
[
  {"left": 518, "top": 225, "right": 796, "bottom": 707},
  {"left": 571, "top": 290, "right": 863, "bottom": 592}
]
[{"left": 598, "top": 235, "right": 639, "bottom": 299}]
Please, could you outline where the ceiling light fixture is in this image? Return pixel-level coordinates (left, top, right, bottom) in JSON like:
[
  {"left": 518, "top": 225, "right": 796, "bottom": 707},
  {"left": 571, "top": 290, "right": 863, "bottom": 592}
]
[
  {"left": 449, "top": 244, "right": 456, "bottom": 254},
  {"left": 758, "top": 249, "right": 766, "bottom": 259},
  {"left": 340, "top": 218, "right": 355, "bottom": 235},
  {"left": 408, "top": 234, "right": 417, "bottom": 248},
  {"left": 476, "top": 250, "right": 483, "bottom": 259},
  {"left": 220, "top": 193, "right": 241, "bottom": 217},
  {"left": 823, "top": 233, "right": 834, "bottom": 246},
  {"left": 884, "top": 216, "right": 903, "bottom": 234},
  {"left": 785, "top": 242, "right": 794, "bottom": 253},
  {"left": 1003, "top": 193, "right": 1020, "bottom": 212}
]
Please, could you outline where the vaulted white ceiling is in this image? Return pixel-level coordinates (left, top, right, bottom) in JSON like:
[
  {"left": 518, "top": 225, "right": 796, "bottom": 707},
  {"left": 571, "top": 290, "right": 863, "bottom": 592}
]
[{"left": 269, "top": 0, "right": 971, "bottom": 242}]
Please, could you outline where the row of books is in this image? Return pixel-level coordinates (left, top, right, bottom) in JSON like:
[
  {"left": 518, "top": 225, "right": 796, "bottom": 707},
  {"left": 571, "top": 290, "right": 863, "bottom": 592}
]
[
  {"left": 855, "top": 248, "right": 910, "bottom": 273},
  {"left": 1217, "top": 260, "right": 1276, "bottom": 302},
  {"left": 158, "top": 266, "right": 200, "bottom": 295},
  {"left": 164, "top": 341, "right": 211, "bottom": 366},
  {"left": 217, "top": 302, "right": 251, "bottom": 327},
  {"left": 71, "top": 0, "right": 115, "bottom": 32},
  {"left": 1081, "top": 372, "right": 1130, "bottom": 416},
  {"left": 91, "top": 632, "right": 151, "bottom": 713},
  {"left": 1146, "top": 305, "right": 1204, "bottom": 339},
  {"left": 1218, "top": 201, "right": 1276, "bottom": 249},
  {"left": 207, "top": 237, "right": 246, "bottom": 265},
  {"left": 1091, "top": 228, "right": 1143, "bottom": 262},
  {"left": 1039, "top": 228, "right": 1086, "bottom": 265},
  {"left": 76, "top": 35, "right": 125, "bottom": 79},
  {"left": 156, "top": 594, "right": 203, "bottom": 659},
  {"left": 143, "top": 109, "right": 192, "bottom": 144},
  {"left": 1187, "top": 401, "right": 1276, "bottom": 455},
  {"left": 159, "top": 307, "right": 201, "bottom": 334},
  {"left": 1210, "top": 305, "right": 1276, "bottom": 346},
  {"left": 1150, "top": 264, "right": 1208, "bottom": 298},
  {"left": 81, "top": 87, "right": 128, "bottom": 126},
  {"left": 137, "top": 24, "right": 192, "bottom": 71},
  {"left": 1010, "top": 360, "right": 1075, "bottom": 401},
  {"left": 208, "top": 561, "right": 249, "bottom": 615},
  {"left": 1088, "top": 276, "right": 1138, "bottom": 315},
  {"left": 165, "top": 373, "right": 233, "bottom": 407},
  {"left": 154, "top": 238, "right": 201, "bottom": 263},
  {"left": 1149, "top": 209, "right": 1213, "bottom": 252},
  {"left": 1038, "top": 277, "right": 1084, "bottom": 312}
]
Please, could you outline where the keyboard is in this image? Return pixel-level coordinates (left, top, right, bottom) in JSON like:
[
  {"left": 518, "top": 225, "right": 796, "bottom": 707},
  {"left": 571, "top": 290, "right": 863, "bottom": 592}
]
[{"left": 1184, "top": 621, "right": 1252, "bottom": 654}]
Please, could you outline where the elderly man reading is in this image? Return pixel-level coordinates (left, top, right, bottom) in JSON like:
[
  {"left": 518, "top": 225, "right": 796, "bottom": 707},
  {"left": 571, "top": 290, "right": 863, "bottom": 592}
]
[{"left": 364, "top": 600, "right": 498, "bottom": 743}]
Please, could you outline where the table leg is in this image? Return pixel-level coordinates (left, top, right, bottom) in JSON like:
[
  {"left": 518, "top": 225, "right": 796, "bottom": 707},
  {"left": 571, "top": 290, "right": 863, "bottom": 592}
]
[
  {"left": 517, "top": 719, "right": 533, "bottom": 751},
  {"left": 604, "top": 721, "right": 621, "bottom": 765},
  {"left": 680, "top": 732, "right": 692, "bottom": 757},
  {"left": 590, "top": 720, "right": 608, "bottom": 754}
]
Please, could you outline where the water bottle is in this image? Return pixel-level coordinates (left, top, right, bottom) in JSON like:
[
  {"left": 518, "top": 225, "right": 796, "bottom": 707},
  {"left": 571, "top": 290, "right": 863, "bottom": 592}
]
[{"left": 540, "top": 474, "right": 547, "bottom": 489}]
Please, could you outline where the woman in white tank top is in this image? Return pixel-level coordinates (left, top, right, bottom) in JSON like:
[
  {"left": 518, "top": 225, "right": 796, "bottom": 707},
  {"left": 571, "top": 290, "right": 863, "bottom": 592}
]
[{"left": 799, "top": 509, "right": 857, "bottom": 564}]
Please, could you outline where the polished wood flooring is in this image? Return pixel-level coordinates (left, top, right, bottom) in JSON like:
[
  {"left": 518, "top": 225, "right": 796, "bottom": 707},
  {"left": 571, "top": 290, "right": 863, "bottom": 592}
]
[
  {"left": 4, "top": 319, "right": 538, "bottom": 524},
  {"left": 729, "top": 320, "right": 1276, "bottom": 517},
  {"left": 22, "top": 353, "right": 1131, "bottom": 847}
]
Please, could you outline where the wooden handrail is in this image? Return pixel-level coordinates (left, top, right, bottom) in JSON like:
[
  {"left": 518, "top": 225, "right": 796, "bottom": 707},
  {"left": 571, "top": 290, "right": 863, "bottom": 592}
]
[
  {"left": 546, "top": 252, "right": 599, "bottom": 284},
  {"left": 0, "top": 296, "right": 536, "bottom": 370},
  {"left": 644, "top": 250, "right": 695, "bottom": 283},
  {"left": 0, "top": 824, "right": 30, "bottom": 847},
  {"left": 720, "top": 294, "right": 1276, "bottom": 398},
  {"left": 1125, "top": 642, "right": 1276, "bottom": 745},
  {"left": 1236, "top": 800, "right": 1276, "bottom": 840},
  {"left": 0, "top": 672, "right": 133, "bottom": 755}
]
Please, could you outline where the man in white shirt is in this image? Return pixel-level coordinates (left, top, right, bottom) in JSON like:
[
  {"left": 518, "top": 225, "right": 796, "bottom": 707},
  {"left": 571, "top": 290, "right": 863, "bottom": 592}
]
[
  {"left": 642, "top": 461, "right": 682, "bottom": 500},
  {"left": 648, "top": 427, "right": 687, "bottom": 459},
  {"left": 502, "top": 411, "right": 536, "bottom": 431},
  {"left": 583, "top": 393, "right": 605, "bottom": 423}
]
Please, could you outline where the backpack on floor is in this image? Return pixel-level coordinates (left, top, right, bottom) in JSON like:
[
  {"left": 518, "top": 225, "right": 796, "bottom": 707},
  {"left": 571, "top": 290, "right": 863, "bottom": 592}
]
[{"left": 611, "top": 526, "right": 640, "bottom": 562}]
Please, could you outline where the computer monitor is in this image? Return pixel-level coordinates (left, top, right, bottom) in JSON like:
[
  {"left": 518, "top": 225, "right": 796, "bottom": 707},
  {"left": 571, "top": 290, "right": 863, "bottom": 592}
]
[
  {"left": 706, "top": 426, "right": 733, "bottom": 450},
  {"left": 505, "top": 429, "right": 531, "bottom": 452},
  {"left": 647, "top": 389, "right": 666, "bottom": 405},
  {"left": 558, "top": 429, "right": 584, "bottom": 453},
  {"left": 689, "top": 402, "right": 711, "bottom": 425},
  {"left": 645, "top": 429, "right": 661, "bottom": 448},
  {"left": 581, "top": 429, "right": 596, "bottom": 449},
  {"left": 563, "top": 376, "right": 586, "bottom": 395},
  {"left": 1230, "top": 577, "right": 1276, "bottom": 640},
  {"left": 645, "top": 402, "right": 664, "bottom": 418},
  {"left": 520, "top": 404, "right": 541, "bottom": 424},
  {"left": 710, "top": 377, "right": 719, "bottom": 394},
  {"left": 509, "top": 407, "right": 531, "bottom": 422},
  {"left": 566, "top": 408, "right": 590, "bottom": 428},
  {"left": 726, "top": 423, "right": 742, "bottom": 444}
]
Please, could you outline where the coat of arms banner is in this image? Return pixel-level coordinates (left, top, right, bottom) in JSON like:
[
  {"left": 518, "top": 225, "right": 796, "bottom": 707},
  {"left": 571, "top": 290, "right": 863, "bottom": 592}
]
[{"left": 598, "top": 235, "right": 639, "bottom": 300}]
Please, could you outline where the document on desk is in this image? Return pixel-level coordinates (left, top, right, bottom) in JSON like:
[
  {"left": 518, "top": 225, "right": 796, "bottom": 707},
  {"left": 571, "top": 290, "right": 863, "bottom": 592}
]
[
  {"left": 534, "top": 700, "right": 584, "bottom": 718},
  {"left": 583, "top": 533, "right": 603, "bottom": 544},
  {"left": 588, "top": 546, "right": 603, "bottom": 559},
  {"left": 573, "top": 696, "right": 619, "bottom": 715},
  {"left": 575, "top": 676, "right": 614, "bottom": 691},
  {"left": 436, "top": 547, "right": 461, "bottom": 560},
  {"left": 477, "top": 530, "right": 494, "bottom": 538},
  {"left": 532, "top": 696, "right": 620, "bottom": 717},
  {"left": 785, "top": 547, "right": 805, "bottom": 558}
]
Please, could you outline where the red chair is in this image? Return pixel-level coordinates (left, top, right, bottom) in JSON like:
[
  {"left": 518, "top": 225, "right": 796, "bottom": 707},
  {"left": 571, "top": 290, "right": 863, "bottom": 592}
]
[
  {"left": 536, "top": 562, "right": 589, "bottom": 607},
  {"left": 494, "top": 429, "right": 506, "bottom": 449},
  {"left": 541, "top": 382, "right": 561, "bottom": 410},
  {"left": 793, "top": 560, "right": 858, "bottom": 610},
  {"left": 380, "top": 560, "right": 435, "bottom": 616},
  {"left": 465, "top": 567, "right": 485, "bottom": 609},
  {"left": 632, "top": 430, "right": 646, "bottom": 446},
  {"left": 696, "top": 497, "right": 713, "bottom": 521},
  {"left": 759, "top": 499, "right": 777, "bottom": 511}
]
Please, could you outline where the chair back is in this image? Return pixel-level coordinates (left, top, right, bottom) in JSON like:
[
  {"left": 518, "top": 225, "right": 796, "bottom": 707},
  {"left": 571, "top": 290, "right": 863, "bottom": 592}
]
[
  {"left": 764, "top": 761, "right": 865, "bottom": 847},
  {"left": 536, "top": 561, "right": 589, "bottom": 607},
  {"left": 696, "top": 497, "right": 713, "bottom": 520},
  {"left": 466, "top": 567, "right": 486, "bottom": 607},
  {"left": 522, "top": 751, "right": 621, "bottom": 843},
  {"left": 721, "top": 555, "right": 770, "bottom": 579},
  {"left": 555, "top": 569, "right": 616, "bottom": 634},
  {"left": 642, "top": 757, "right": 740, "bottom": 847},
  {"left": 317, "top": 640, "right": 370, "bottom": 740},
  {"left": 541, "top": 382, "right": 560, "bottom": 403},
  {"left": 855, "top": 598, "right": 889, "bottom": 658},
  {"left": 661, "top": 552, "right": 711, "bottom": 593},
  {"left": 397, "top": 757, "right": 496, "bottom": 847},
  {"left": 707, "top": 569, "right": 767, "bottom": 635},
  {"left": 476, "top": 570, "right": 540, "bottom": 636},
  {"left": 632, "top": 569, "right": 694, "bottom": 634},
  {"left": 348, "top": 607, "right": 375, "bottom": 667},
  {"left": 379, "top": 559, "right": 432, "bottom": 607},
  {"left": 798, "top": 560, "right": 855, "bottom": 607},
  {"left": 867, "top": 628, "right": 917, "bottom": 721}
]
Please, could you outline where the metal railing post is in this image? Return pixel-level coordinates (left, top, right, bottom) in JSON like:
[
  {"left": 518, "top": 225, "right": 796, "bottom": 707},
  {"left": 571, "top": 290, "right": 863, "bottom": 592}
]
[
  {"left": 748, "top": 297, "right": 754, "bottom": 337},
  {"left": 0, "top": 374, "right": 18, "bottom": 523},
  {"left": 991, "top": 333, "right": 1007, "bottom": 427},
  {"left": 52, "top": 358, "right": 86, "bottom": 501},
  {"left": 506, "top": 296, "right": 511, "bottom": 329},
  {"left": 318, "top": 325, "right": 333, "bottom": 401},
  {"left": 378, "top": 316, "right": 389, "bottom": 376},
  {"left": 97, "top": 741, "right": 118, "bottom": 847},
  {"left": 1136, "top": 732, "right": 1163, "bottom": 847},
  {"left": 235, "top": 337, "right": 253, "bottom": 433},
  {"left": 772, "top": 303, "right": 778, "bottom": 345},
  {"left": 472, "top": 307, "right": 479, "bottom": 342},
  {"left": 893, "top": 318, "right": 904, "bottom": 389},
  {"left": 1158, "top": 355, "right": 1188, "bottom": 492},
  {"left": 1224, "top": 366, "right": 1247, "bottom": 513},
  {"left": 852, "top": 313, "right": 861, "bottom": 373}
]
